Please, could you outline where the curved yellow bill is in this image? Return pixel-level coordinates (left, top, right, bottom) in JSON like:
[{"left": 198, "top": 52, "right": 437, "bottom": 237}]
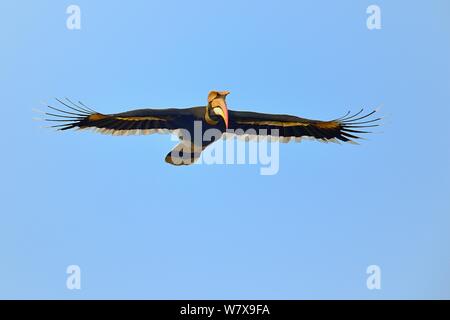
[{"left": 212, "top": 105, "right": 229, "bottom": 129}]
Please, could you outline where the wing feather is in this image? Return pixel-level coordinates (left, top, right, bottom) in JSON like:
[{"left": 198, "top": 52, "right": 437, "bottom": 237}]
[
  {"left": 44, "top": 99, "right": 199, "bottom": 135},
  {"left": 228, "top": 109, "right": 380, "bottom": 143}
]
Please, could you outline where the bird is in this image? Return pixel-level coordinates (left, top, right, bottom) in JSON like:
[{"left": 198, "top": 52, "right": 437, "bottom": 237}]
[{"left": 42, "top": 90, "right": 380, "bottom": 165}]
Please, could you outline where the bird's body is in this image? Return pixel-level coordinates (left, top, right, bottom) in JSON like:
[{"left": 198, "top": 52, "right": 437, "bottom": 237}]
[{"left": 44, "top": 91, "right": 380, "bottom": 165}]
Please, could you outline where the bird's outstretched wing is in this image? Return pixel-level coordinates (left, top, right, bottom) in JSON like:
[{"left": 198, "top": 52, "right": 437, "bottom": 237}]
[
  {"left": 227, "top": 109, "right": 380, "bottom": 144},
  {"left": 43, "top": 98, "right": 198, "bottom": 135}
]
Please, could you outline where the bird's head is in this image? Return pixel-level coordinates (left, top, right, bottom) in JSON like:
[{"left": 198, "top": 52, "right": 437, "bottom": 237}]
[{"left": 205, "top": 90, "right": 230, "bottom": 129}]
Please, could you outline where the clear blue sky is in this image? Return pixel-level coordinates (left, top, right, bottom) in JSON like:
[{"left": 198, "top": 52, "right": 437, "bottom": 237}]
[{"left": 1, "top": 0, "right": 449, "bottom": 299}]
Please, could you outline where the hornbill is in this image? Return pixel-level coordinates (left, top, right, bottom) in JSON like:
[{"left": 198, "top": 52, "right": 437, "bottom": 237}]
[{"left": 43, "top": 91, "right": 380, "bottom": 165}]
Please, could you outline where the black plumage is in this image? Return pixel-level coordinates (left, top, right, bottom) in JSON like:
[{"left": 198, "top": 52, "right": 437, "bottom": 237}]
[{"left": 43, "top": 91, "right": 380, "bottom": 165}]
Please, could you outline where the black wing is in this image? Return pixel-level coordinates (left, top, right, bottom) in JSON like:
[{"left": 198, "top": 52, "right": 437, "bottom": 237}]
[
  {"left": 228, "top": 109, "right": 380, "bottom": 143},
  {"left": 44, "top": 98, "right": 202, "bottom": 135}
]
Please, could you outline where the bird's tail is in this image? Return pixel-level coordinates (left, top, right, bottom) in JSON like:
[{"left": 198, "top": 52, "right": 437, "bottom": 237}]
[{"left": 165, "top": 142, "right": 204, "bottom": 166}]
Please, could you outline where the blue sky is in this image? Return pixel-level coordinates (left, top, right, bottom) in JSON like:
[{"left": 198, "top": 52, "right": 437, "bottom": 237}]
[{"left": 0, "top": 0, "right": 449, "bottom": 299}]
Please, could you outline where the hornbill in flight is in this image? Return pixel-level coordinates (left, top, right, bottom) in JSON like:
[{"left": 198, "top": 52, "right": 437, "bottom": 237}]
[{"left": 43, "top": 91, "right": 380, "bottom": 165}]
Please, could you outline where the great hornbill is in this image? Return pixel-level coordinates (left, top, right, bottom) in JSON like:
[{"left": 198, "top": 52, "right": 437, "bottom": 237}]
[{"left": 44, "top": 91, "right": 380, "bottom": 165}]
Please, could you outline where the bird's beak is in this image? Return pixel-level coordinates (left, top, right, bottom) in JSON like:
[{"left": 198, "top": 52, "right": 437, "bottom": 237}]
[
  {"left": 221, "top": 91, "right": 230, "bottom": 128},
  {"left": 221, "top": 104, "right": 229, "bottom": 129},
  {"left": 212, "top": 101, "right": 229, "bottom": 129}
]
